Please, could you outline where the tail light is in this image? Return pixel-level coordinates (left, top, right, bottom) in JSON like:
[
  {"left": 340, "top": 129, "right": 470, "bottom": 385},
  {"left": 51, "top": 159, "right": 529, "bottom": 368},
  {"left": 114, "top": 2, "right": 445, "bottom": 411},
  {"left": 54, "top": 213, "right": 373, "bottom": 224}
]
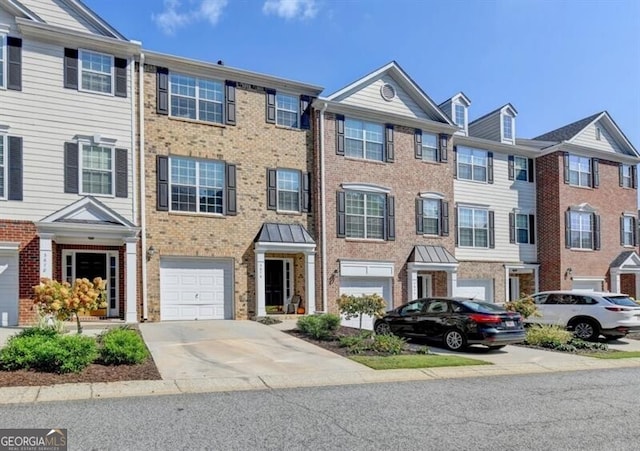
[
  {"left": 605, "top": 307, "right": 631, "bottom": 312},
  {"left": 468, "top": 314, "right": 502, "bottom": 323}
]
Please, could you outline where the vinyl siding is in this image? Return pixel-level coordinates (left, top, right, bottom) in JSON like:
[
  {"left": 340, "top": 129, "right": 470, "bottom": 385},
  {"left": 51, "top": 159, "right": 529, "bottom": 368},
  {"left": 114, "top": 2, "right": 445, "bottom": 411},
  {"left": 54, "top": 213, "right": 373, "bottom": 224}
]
[
  {"left": 571, "top": 122, "right": 624, "bottom": 154},
  {"left": 454, "top": 149, "right": 537, "bottom": 262},
  {"left": 0, "top": 38, "right": 134, "bottom": 222},
  {"left": 0, "top": 6, "right": 16, "bottom": 30},
  {"left": 439, "top": 99, "right": 453, "bottom": 121},
  {"left": 339, "top": 75, "right": 432, "bottom": 120},
  {"left": 19, "top": 0, "right": 103, "bottom": 35},
  {"left": 469, "top": 113, "right": 501, "bottom": 141}
]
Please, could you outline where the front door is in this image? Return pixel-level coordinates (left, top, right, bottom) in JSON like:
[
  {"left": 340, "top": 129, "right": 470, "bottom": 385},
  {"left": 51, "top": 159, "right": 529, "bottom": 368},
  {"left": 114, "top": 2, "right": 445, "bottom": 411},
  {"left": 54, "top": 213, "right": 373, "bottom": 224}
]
[
  {"left": 265, "top": 260, "right": 284, "bottom": 307},
  {"left": 63, "top": 251, "right": 118, "bottom": 317},
  {"left": 417, "top": 275, "right": 432, "bottom": 299}
]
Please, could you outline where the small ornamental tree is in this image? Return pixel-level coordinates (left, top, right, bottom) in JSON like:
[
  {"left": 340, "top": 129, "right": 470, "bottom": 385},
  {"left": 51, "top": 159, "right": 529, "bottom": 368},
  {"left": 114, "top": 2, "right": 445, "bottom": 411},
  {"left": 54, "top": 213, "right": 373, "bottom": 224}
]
[
  {"left": 336, "top": 294, "right": 387, "bottom": 331},
  {"left": 33, "top": 277, "right": 107, "bottom": 334}
]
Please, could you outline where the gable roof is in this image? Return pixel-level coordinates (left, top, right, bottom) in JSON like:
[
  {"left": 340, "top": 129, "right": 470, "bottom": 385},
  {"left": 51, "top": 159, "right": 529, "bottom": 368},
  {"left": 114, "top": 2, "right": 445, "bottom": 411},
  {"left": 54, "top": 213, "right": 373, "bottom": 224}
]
[
  {"left": 3, "top": 0, "right": 44, "bottom": 21},
  {"left": 438, "top": 91, "right": 471, "bottom": 108},
  {"left": 326, "top": 61, "right": 454, "bottom": 125},
  {"left": 62, "top": 0, "right": 127, "bottom": 39},
  {"left": 469, "top": 103, "right": 518, "bottom": 126},
  {"left": 533, "top": 112, "right": 602, "bottom": 142}
]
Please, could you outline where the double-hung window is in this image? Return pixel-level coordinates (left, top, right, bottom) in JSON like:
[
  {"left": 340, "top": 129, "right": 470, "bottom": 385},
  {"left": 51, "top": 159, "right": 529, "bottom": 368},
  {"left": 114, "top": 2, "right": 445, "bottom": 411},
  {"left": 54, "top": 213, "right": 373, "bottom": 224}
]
[
  {"left": 422, "top": 199, "right": 440, "bottom": 235},
  {"left": 79, "top": 50, "right": 113, "bottom": 94},
  {"left": 346, "top": 191, "right": 385, "bottom": 239},
  {"left": 514, "top": 156, "right": 528, "bottom": 181},
  {"left": 345, "top": 119, "right": 384, "bottom": 161},
  {"left": 458, "top": 207, "right": 489, "bottom": 248},
  {"left": 0, "top": 35, "right": 5, "bottom": 89},
  {"left": 170, "top": 73, "right": 224, "bottom": 124},
  {"left": 454, "top": 104, "right": 465, "bottom": 129},
  {"left": 421, "top": 132, "right": 438, "bottom": 162},
  {"left": 0, "top": 135, "right": 5, "bottom": 198},
  {"left": 503, "top": 115, "right": 513, "bottom": 140},
  {"left": 276, "top": 93, "right": 299, "bottom": 128},
  {"left": 170, "top": 157, "right": 224, "bottom": 214},
  {"left": 276, "top": 169, "right": 300, "bottom": 212},
  {"left": 81, "top": 144, "right": 113, "bottom": 195},
  {"left": 568, "top": 155, "right": 591, "bottom": 187},
  {"left": 569, "top": 211, "right": 593, "bottom": 249},
  {"left": 515, "top": 214, "right": 529, "bottom": 244},
  {"left": 458, "top": 147, "right": 488, "bottom": 182},
  {"left": 621, "top": 164, "right": 633, "bottom": 188},
  {"left": 622, "top": 216, "right": 635, "bottom": 246}
]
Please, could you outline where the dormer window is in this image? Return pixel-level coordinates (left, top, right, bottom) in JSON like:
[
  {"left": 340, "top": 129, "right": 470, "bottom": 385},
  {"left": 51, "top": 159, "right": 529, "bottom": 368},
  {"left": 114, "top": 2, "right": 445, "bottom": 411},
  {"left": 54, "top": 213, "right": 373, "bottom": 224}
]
[
  {"left": 503, "top": 115, "right": 513, "bottom": 140},
  {"left": 454, "top": 104, "right": 465, "bottom": 129}
]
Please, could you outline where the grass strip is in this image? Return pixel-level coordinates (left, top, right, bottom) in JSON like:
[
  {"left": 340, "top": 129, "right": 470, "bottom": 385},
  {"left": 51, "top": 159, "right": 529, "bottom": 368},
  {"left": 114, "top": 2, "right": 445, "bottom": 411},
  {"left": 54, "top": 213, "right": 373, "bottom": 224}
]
[
  {"left": 350, "top": 354, "right": 491, "bottom": 370},
  {"left": 587, "top": 351, "right": 640, "bottom": 359}
]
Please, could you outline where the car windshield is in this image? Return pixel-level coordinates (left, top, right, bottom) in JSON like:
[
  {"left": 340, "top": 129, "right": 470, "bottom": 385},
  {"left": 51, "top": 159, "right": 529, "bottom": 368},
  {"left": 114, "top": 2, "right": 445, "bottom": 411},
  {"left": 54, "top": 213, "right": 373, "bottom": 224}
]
[
  {"left": 460, "top": 300, "right": 505, "bottom": 313},
  {"left": 604, "top": 296, "right": 639, "bottom": 307}
]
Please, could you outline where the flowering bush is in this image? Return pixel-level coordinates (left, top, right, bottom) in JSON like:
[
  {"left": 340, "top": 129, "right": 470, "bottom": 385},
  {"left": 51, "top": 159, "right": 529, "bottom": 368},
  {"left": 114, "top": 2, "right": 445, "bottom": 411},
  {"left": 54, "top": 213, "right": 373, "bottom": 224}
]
[{"left": 33, "top": 278, "right": 107, "bottom": 334}]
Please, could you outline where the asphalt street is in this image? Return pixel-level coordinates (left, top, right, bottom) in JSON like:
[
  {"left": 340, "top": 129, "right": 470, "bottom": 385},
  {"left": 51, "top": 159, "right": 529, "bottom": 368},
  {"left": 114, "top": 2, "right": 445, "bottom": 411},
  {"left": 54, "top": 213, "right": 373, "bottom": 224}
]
[{"left": 2, "top": 368, "right": 639, "bottom": 450}]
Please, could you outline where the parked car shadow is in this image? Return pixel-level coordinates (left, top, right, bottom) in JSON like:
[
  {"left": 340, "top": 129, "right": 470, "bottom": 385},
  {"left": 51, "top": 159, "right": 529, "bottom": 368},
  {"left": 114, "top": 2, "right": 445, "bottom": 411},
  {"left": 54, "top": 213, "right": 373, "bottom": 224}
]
[{"left": 406, "top": 337, "right": 509, "bottom": 354}]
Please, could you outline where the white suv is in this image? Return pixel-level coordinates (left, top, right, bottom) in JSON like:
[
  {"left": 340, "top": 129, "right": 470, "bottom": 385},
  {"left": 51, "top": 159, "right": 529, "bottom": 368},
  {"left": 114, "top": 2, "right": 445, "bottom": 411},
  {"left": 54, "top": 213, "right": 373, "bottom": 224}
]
[{"left": 526, "top": 291, "right": 640, "bottom": 341}]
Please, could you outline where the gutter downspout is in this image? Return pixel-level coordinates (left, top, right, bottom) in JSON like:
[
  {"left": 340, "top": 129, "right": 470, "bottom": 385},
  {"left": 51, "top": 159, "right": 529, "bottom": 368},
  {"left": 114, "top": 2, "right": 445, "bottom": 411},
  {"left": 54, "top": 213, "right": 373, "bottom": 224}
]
[
  {"left": 130, "top": 53, "right": 137, "bottom": 231},
  {"left": 139, "top": 52, "right": 148, "bottom": 320},
  {"left": 320, "top": 102, "right": 328, "bottom": 313}
]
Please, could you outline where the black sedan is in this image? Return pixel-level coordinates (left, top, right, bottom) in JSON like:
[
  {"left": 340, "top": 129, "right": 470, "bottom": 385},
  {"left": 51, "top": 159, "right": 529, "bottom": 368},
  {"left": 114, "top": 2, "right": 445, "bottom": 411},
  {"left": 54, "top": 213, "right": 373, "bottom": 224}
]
[{"left": 373, "top": 297, "right": 525, "bottom": 351}]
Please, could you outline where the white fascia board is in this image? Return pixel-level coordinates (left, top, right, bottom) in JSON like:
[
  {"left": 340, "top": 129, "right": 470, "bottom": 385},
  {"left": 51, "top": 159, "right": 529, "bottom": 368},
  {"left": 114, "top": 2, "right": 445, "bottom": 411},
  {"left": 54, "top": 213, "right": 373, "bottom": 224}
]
[
  {"left": 326, "top": 62, "right": 396, "bottom": 100},
  {"left": 568, "top": 112, "right": 639, "bottom": 157},
  {"left": 254, "top": 242, "right": 316, "bottom": 253},
  {"left": 538, "top": 142, "right": 640, "bottom": 164},
  {"left": 339, "top": 260, "right": 395, "bottom": 277},
  {"left": 408, "top": 262, "right": 458, "bottom": 272},
  {"left": 63, "top": 0, "right": 127, "bottom": 40},
  {"left": 6, "top": 0, "right": 43, "bottom": 22},
  {"left": 36, "top": 222, "right": 139, "bottom": 240},
  {"left": 454, "top": 135, "right": 540, "bottom": 157}
]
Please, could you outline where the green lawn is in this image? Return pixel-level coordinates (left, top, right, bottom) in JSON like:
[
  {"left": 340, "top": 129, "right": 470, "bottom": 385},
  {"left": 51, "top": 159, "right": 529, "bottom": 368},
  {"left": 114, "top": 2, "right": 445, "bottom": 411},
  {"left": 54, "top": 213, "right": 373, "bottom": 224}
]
[
  {"left": 349, "top": 354, "right": 491, "bottom": 370},
  {"left": 587, "top": 351, "right": 640, "bottom": 359}
]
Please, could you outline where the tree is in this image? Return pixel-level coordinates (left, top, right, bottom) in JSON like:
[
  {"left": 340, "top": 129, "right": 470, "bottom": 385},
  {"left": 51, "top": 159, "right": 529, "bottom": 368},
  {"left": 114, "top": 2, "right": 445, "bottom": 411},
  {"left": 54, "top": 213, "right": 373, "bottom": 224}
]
[
  {"left": 336, "top": 293, "right": 387, "bottom": 331},
  {"left": 33, "top": 278, "right": 107, "bottom": 334},
  {"left": 504, "top": 295, "right": 540, "bottom": 319}
]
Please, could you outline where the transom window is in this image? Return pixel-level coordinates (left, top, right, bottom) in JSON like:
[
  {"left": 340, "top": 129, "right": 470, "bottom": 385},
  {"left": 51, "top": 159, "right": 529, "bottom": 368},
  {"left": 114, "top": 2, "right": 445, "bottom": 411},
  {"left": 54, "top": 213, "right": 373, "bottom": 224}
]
[
  {"left": 454, "top": 104, "right": 465, "bottom": 128},
  {"left": 623, "top": 216, "right": 635, "bottom": 246},
  {"left": 276, "top": 93, "right": 299, "bottom": 128},
  {"left": 170, "top": 73, "right": 223, "bottom": 124},
  {"left": 422, "top": 132, "right": 438, "bottom": 162},
  {"left": 345, "top": 119, "right": 384, "bottom": 161},
  {"left": 170, "top": 157, "right": 224, "bottom": 214},
  {"left": 0, "top": 135, "right": 5, "bottom": 198},
  {"left": 514, "top": 156, "right": 528, "bottom": 181},
  {"left": 277, "top": 169, "right": 300, "bottom": 212},
  {"left": 81, "top": 144, "right": 113, "bottom": 195},
  {"left": 569, "top": 155, "right": 591, "bottom": 187},
  {"left": 621, "top": 164, "right": 633, "bottom": 188},
  {"left": 515, "top": 213, "right": 529, "bottom": 244},
  {"left": 346, "top": 191, "right": 385, "bottom": 239},
  {"left": 423, "top": 199, "right": 440, "bottom": 235},
  {"left": 458, "top": 147, "right": 487, "bottom": 182},
  {"left": 79, "top": 50, "right": 113, "bottom": 94},
  {"left": 503, "top": 115, "right": 513, "bottom": 140},
  {"left": 0, "top": 35, "right": 5, "bottom": 88},
  {"left": 458, "top": 207, "right": 488, "bottom": 248},
  {"left": 569, "top": 211, "right": 593, "bottom": 249}
]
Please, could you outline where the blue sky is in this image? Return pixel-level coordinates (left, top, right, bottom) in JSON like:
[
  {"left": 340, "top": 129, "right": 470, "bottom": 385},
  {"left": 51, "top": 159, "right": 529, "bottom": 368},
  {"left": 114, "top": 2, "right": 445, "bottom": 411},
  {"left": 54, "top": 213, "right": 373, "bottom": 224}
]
[{"left": 84, "top": 0, "right": 640, "bottom": 146}]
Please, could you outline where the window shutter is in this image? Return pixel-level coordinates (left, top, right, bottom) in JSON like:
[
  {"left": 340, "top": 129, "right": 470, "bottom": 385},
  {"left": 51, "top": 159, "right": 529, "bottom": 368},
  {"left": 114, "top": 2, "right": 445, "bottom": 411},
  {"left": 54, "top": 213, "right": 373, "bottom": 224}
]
[
  {"left": 225, "top": 81, "right": 236, "bottom": 125},
  {"left": 302, "top": 171, "right": 311, "bottom": 213},
  {"left": 64, "top": 48, "right": 78, "bottom": 90},
  {"left": 265, "top": 89, "right": 276, "bottom": 124},
  {"left": 453, "top": 146, "right": 458, "bottom": 177},
  {"left": 415, "top": 198, "right": 424, "bottom": 234},
  {"left": 115, "top": 148, "right": 128, "bottom": 198},
  {"left": 156, "top": 156, "right": 169, "bottom": 211},
  {"left": 592, "top": 159, "right": 599, "bottom": 188},
  {"left": 441, "top": 200, "right": 449, "bottom": 236},
  {"left": 633, "top": 166, "right": 638, "bottom": 189},
  {"left": 438, "top": 134, "right": 448, "bottom": 162},
  {"left": 487, "top": 152, "right": 494, "bottom": 184},
  {"left": 414, "top": 129, "right": 422, "bottom": 159},
  {"left": 64, "top": 142, "right": 79, "bottom": 194},
  {"left": 300, "top": 95, "right": 311, "bottom": 130},
  {"left": 593, "top": 213, "right": 601, "bottom": 250},
  {"left": 336, "top": 191, "right": 346, "bottom": 238},
  {"left": 114, "top": 57, "right": 127, "bottom": 98},
  {"left": 565, "top": 210, "right": 571, "bottom": 248},
  {"left": 634, "top": 217, "right": 638, "bottom": 247},
  {"left": 266, "top": 169, "right": 277, "bottom": 210},
  {"left": 528, "top": 158, "right": 534, "bottom": 183},
  {"left": 336, "top": 114, "right": 345, "bottom": 156},
  {"left": 620, "top": 216, "right": 625, "bottom": 246},
  {"left": 156, "top": 67, "right": 169, "bottom": 115},
  {"left": 508, "top": 155, "right": 515, "bottom": 180},
  {"left": 385, "top": 124, "right": 394, "bottom": 162},
  {"left": 619, "top": 164, "right": 624, "bottom": 187},
  {"left": 7, "top": 136, "right": 23, "bottom": 201},
  {"left": 529, "top": 214, "right": 535, "bottom": 245},
  {"left": 7, "top": 37, "right": 22, "bottom": 91},
  {"left": 226, "top": 164, "right": 237, "bottom": 216},
  {"left": 509, "top": 212, "right": 515, "bottom": 243},
  {"left": 454, "top": 207, "right": 459, "bottom": 246},
  {"left": 563, "top": 152, "right": 570, "bottom": 184},
  {"left": 489, "top": 210, "right": 495, "bottom": 248},
  {"left": 386, "top": 195, "right": 395, "bottom": 241}
]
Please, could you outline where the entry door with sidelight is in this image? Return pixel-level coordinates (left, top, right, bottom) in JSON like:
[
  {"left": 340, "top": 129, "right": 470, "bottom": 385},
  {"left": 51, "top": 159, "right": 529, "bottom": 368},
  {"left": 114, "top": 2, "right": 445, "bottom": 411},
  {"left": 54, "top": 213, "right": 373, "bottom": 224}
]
[
  {"left": 265, "top": 259, "right": 293, "bottom": 309},
  {"left": 63, "top": 251, "right": 118, "bottom": 317},
  {"left": 417, "top": 275, "right": 433, "bottom": 299}
]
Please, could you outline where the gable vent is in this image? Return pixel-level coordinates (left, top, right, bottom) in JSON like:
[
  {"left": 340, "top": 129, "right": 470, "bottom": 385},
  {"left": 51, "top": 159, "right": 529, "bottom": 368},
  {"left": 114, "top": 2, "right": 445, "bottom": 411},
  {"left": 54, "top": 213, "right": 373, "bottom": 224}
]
[{"left": 380, "top": 83, "right": 396, "bottom": 101}]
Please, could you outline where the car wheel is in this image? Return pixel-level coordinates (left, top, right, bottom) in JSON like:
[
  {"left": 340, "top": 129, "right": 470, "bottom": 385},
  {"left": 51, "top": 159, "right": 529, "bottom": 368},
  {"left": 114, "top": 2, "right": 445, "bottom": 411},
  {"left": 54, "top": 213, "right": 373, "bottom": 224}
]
[
  {"left": 443, "top": 329, "right": 467, "bottom": 351},
  {"left": 572, "top": 319, "right": 599, "bottom": 341},
  {"left": 488, "top": 345, "right": 506, "bottom": 350},
  {"left": 374, "top": 321, "right": 391, "bottom": 335}
]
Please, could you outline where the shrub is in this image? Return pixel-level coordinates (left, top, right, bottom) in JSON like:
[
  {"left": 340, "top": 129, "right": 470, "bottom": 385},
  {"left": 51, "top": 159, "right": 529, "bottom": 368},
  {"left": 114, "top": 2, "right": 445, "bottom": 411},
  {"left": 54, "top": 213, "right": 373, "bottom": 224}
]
[
  {"left": 337, "top": 294, "right": 387, "bottom": 330},
  {"left": 505, "top": 296, "right": 540, "bottom": 319},
  {"left": 297, "top": 314, "right": 341, "bottom": 340},
  {"left": 416, "top": 346, "right": 430, "bottom": 355},
  {"left": 256, "top": 316, "right": 282, "bottom": 325},
  {"left": 371, "top": 333, "right": 406, "bottom": 355},
  {"left": 14, "top": 326, "right": 59, "bottom": 340},
  {"left": 98, "top": 328, "right": 149, "bottom": 365},
  {"left": 570, "top": 339, "right": 608, "bottom": 352},
  {"left": 0, "top": 335, "right": 48, "bottom": 371},
  {"left": 338, "top": 331, "right": 372, "bottom": 354},
  {"left": 526, "top": 324, "right": 573, "bottom": 348}
]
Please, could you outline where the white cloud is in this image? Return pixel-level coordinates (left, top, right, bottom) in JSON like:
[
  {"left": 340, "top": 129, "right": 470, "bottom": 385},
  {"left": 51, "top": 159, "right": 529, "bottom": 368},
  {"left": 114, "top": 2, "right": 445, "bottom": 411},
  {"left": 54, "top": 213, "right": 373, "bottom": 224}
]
[
  {"left": 263, "top": 0, "right": 318, "bottom": 20},
  {"left": 152, "top": 0, "right": 229, "bottom": 35}
]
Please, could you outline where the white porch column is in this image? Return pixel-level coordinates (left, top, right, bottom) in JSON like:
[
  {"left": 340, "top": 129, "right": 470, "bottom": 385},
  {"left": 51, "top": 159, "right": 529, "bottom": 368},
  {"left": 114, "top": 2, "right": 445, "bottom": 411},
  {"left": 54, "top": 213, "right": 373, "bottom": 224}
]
[
  {"left": 407, "top": 263, "right": 418, "bottom": 301},
  {"left": 610, "top": 269, "right": 620, "bottom": 293},
  {"left": 447, "top": 270, "right": 458, "bottom": 297},
  {"left": 305, "top": 252, "right": 316, "bottom": 314},
  {"left": 125, "top": 237, "right": 138, "bottom": 324},
  {"left": 38, "top": 233, "right": 54, "bottom": 279},
  {"left": 635, "top": 272, "right": 640, "bottom": 299},
  {"left": 256, "top": 250, "right": 266, "bottom": 316}
]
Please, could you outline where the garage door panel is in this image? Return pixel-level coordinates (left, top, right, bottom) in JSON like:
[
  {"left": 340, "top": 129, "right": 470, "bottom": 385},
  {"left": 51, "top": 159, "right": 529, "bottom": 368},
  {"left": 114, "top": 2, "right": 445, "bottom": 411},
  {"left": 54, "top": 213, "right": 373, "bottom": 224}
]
[
  {"left": 0, "top": 254, "right": 19, "bottom": 326},
  {"left": 339, "top": 277, "right": 393, "bottom": 330},
  {"left": 456, "top": 279, "right": 494, "bottom": 302}
]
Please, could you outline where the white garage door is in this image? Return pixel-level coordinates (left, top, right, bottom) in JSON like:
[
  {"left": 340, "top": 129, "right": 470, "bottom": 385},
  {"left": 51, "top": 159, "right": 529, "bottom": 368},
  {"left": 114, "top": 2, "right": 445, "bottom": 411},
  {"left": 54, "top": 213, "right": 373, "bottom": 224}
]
[
  {"left": 572, "top": 280, "right": 602, "bottom": 292},
  {"left": 0, "top": 254, "right": 19, "bottom": 326},
  {"left": 160, "top": 258, "right": 233, "bottom": 321},
  {"left": 456, "top": 279, "right": 494, "bottom": 302},
  {"left": 339, "top": 277, "right": 393, "bottom": 330}
]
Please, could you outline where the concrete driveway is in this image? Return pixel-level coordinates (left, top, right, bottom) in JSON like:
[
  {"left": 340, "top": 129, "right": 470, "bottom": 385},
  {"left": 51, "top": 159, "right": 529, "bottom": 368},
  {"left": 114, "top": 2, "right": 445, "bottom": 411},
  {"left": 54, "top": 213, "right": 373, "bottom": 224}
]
[{"left": 139, "top": 320, "right": 368, "bottom": 380}]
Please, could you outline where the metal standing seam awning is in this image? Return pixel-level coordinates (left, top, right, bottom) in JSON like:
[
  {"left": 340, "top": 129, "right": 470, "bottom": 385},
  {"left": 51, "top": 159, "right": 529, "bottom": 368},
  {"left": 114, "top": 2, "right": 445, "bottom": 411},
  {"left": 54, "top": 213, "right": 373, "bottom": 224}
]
[
  {"left": 409, "top": 245, "right": 458, "bottom": 266},
  {"left": 254, "top": 223, "right": 315, "bottom": 245}
]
